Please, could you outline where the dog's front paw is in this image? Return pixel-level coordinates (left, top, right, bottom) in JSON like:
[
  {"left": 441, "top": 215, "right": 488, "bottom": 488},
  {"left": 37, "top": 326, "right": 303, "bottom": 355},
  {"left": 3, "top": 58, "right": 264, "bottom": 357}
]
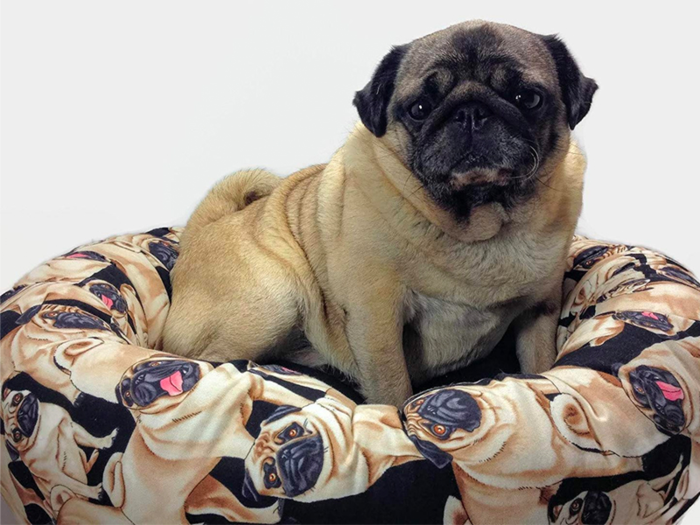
[
  {"left": 88, "top": 483, "right": 104, "bottom": 501},
  {"left": 99, "top": 428, "right": 119, "bottom": 449}
]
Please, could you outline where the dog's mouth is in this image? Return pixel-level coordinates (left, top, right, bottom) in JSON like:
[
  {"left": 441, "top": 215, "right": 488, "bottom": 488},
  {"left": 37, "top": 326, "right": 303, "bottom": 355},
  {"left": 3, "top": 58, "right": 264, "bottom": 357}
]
[
  {"left": 160, "top": 370, "right": 184, "bottom": 396},
  {"left": 656, "top": 381, "right": 684, "bottom": 402},
  {"left": 129, "top": 361, "right": 200, "bottom": 406},
  {"left": 450, "top": 168, "right": 514, "bottom": 189}
]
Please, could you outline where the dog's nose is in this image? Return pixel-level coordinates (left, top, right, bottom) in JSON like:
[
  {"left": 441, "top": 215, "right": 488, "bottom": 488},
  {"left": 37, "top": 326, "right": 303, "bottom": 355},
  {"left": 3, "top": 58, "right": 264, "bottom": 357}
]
[{"left": 454, "top": 102, "right": 492, "bottom": 131}]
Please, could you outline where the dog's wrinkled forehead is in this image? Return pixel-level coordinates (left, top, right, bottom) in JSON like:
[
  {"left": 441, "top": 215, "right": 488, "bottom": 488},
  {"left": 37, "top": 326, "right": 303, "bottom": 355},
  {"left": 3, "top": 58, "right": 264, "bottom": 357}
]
[{"left": 395, "top": 22, "right": 557, "bottom": 98}]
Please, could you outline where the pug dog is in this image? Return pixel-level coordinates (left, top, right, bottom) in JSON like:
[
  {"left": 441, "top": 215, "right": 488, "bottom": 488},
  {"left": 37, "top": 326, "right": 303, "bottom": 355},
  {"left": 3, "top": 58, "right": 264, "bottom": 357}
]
[
  {"left": 164, "top": 20, "right": 597, "bottom": 405},
  {"left": 403, "top": 370, "right": 651, "bottom": 524},
  {"left": 243, "top": 396, "right": 423, "bottom": 502},
  {"left": 1, "top": 388, "right": 117, "bottom": 507}
]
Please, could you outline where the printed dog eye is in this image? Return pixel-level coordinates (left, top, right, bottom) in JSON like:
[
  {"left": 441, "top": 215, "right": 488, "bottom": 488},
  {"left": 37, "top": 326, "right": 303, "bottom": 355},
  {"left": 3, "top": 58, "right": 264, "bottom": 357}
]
[
  {"left": 12, "top": 428, "right": 22, "bottom": 443},
  {"left": 569, "top": 497, "right": 582, "bottom": 515},
  {"left": 263, "top": 459, "right": 282, "bottom": 489},
  {"left": 11, "top": 393, "right": 23, "bottom": 407},
  {"left": 275, "top": 422, "right": 305, "bottom": 444}
]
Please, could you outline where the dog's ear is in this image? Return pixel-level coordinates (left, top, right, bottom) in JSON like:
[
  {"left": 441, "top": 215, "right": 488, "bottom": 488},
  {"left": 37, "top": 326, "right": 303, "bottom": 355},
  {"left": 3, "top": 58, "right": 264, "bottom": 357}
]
[
  {"left": 5, "top": 441, "right": 20, "bottom": 462},
  {"left": 541, "top": 35, "right": 598, "bottom": 130},
  {"left": 353, "top": 44, "right": 409, "bottom": 137}
]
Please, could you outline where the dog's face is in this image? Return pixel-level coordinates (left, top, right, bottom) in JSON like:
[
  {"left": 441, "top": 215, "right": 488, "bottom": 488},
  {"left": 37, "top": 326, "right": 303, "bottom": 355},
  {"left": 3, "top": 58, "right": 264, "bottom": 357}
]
[
  {"left": 624, "top": 365, "right": 686, "bottom": 434},
  {"left": 116, "top": 357, "right": 205, "bottom": 411},
  {"left": 244, "top": 405, "right": 325, "bottom": 500},
  {"left": 243, "top": 397, "right": 367, "bottom": 502},
  {"left": 86, "top": 281, "right": 129, "bottom": 314},
  {"left": 354, "top": 20, "right": 597, "bottom": 218},
  {"left": 403, "top": 387, "right": 491, "bottom": 468},
  {"left": 549, "top": 490, "right": 614, "bottom": 525},
  {"left": 2, "top": 388, "right": 40, "bottom": 460}
]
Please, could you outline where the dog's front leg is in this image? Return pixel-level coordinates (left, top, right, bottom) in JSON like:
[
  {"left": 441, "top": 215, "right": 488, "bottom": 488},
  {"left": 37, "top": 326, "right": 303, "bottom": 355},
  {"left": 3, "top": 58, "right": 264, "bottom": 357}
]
[
  {"left": 513, "top": 295, "right": 561, "bottom": 374},
  {"left": 70, "top": 422, "right": 118, "bottom": 451},
  {"left": 345, "top": 283, "right": 411, "bottom": 406},
  {"left": 46, "top": 471, "right": 103, "bottom": 501}
]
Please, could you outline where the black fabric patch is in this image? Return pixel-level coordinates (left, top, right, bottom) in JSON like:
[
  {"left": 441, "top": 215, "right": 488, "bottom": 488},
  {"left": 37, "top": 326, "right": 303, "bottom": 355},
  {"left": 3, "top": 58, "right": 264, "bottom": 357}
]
[
  {"left": 553, "top": 324, "right": 671, "bottom": 374},
  {"left": 156, "top": 266, "right": 172, "bottom": 301},
  {"left": 284, "top": 460, "right": 459, "bottom": 524},
  {"left": 228, "top": 359, "right": 251, "bottom": 372},
  {"left": 209, "top": 457, "right": 279, "bottom": 509},
  {"left": 246, "top": 400, "right": 283, "bottom": 439},
  {"left": 23, "top": 503, "right": 52, "bottom": 525},
  {"left": 146, "top": 227, "right": 173, "bottom": 238},
  {"left": 0, "top": 310, "right": 21, "bottom": 339},
  {"left": 15, "top": 305, "right": 42, "bottom": 326},
  {"left": 8, "top": 461, "right": 44, "bottom": 499},
  {"left": 274, "top": 360, "right": 365, "bottom": 404},
  {"left": 248, "top": 370, "right": 326, "bottom": 403}
]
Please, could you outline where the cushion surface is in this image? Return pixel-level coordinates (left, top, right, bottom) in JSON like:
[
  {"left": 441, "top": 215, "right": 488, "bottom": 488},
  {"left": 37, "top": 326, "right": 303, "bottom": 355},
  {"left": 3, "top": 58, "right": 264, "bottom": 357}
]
[{"left": 2, "top": 227, "right": 700, "bottom": 524}]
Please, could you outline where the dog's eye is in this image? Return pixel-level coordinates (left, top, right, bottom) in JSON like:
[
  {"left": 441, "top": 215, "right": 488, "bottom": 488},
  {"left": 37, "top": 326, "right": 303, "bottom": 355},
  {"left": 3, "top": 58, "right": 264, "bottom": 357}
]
[
  {"left": 11, "top": 393, "right": 22, "bottom": 407},
  {"left": 514, "top": 90, "right": 542, "bottom": 110},
  {"left": 432, "top": 424, "right": 447, "bottom": 436},
  {"left": 12, "top": 428, "right": 22, "bottom": 443},
  {"left": 276, "top": 422, "right": 305, "bottom": 444},
  {"left": 263, "top": 459, "right": 282, "bottom": 489},
  {"left": 634, "top": 385, "right": 645, "bottom": 394},
  {"left": 408, "top": 99, "right": 433, "bottom": 120},
  {"left": 569, "top": 497, "right": 583, "bottom": 515}
]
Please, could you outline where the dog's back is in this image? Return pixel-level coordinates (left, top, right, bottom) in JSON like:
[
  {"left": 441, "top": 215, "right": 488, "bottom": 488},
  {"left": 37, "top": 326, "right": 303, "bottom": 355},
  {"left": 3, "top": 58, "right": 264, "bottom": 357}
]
[{"left": 181, "top": 169, "right": 281, "bottom": 244}]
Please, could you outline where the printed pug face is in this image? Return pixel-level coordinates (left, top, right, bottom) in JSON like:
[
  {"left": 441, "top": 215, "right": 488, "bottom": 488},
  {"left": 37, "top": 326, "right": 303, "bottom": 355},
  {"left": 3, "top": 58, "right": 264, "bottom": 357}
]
[
  {"left": 2, "top": 388, "right": 39, "bottom": 458},
  {"left": 243, "top": 397, "right": 374, "bottom": 503},
  {"left": 620, "top": 365, "right": 687, "bottom": 435},
  {"left": 244, "top": 405, "right": 324, "bottom": 500},
  {"left": 115, "top": 356, "right": 211, "bottom": 412},
  {"left": 403, "top": 386, "right": 499, "bottom": 468}
]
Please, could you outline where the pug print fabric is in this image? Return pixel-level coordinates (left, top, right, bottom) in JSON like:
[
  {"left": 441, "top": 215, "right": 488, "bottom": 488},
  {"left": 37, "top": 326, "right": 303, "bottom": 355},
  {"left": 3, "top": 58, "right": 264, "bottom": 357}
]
[{"left": 2, "top": 228, "right": 700, "bottom": 524}]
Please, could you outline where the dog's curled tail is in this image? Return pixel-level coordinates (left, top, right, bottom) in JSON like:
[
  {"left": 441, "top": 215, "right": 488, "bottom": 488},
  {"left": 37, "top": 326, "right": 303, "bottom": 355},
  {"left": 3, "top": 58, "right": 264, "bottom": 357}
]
[{"left": 185, "top": 169, "right": 281, "bottom": 236}]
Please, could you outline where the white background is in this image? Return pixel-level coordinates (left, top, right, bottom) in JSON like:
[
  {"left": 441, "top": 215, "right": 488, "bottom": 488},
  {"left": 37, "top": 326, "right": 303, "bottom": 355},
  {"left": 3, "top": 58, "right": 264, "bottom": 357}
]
[{"left": 1, "top": 1, "right": 699, "bottom": 523}]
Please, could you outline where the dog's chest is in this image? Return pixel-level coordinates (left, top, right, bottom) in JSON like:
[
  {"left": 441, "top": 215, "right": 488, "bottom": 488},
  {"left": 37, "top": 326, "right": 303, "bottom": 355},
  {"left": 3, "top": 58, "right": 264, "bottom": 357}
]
[{"left": 403, "top": 291, "right": 519, "bottom": 382}]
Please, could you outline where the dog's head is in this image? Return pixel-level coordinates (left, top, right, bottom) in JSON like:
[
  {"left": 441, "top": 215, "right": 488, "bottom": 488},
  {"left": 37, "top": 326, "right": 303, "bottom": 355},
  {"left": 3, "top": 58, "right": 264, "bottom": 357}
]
[
  {"left": 403, "top": 387, "right": 486, "bottom": 468},
  {"left": 548, "top": 490, "right": 614, "bottom": 525},
  {"left": 623, "top": 365, "right": 686, "bottom": 434},
  {"left": 116, "top": 356, "right": 208, "bottom": 412},
  {"left": 86, "top": 280, "right": 129, "bottom": 314},
  {"left": 354, "top": 20, "right": 597, "bottom": 218},
  {"left": 2, "top": 388, "right": 40, "bottom": 461},
  {"left": 243, "top": 397, "right": 366, "bottom": 502}
]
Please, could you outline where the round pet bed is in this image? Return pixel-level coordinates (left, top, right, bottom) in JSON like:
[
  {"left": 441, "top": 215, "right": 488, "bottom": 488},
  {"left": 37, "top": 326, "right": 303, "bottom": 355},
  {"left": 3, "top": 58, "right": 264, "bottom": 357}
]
[{"left": 2, "top": 227, "right": 700, "bottom": 524}]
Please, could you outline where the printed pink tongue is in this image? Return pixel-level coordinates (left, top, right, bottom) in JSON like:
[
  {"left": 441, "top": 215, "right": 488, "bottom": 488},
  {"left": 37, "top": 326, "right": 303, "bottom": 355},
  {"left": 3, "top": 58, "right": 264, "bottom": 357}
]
[
  {"left": 160, "top": 371, "right": 184, "bottom": 396},
  {"left": 656, "top": 381, "right": 684, "bottom": 401},
  {"left": 101, "top": 295, "right": 114, "bottom": 309},
  {"left": 67, "top": 253, "right": 88, "bottom": 259}
]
